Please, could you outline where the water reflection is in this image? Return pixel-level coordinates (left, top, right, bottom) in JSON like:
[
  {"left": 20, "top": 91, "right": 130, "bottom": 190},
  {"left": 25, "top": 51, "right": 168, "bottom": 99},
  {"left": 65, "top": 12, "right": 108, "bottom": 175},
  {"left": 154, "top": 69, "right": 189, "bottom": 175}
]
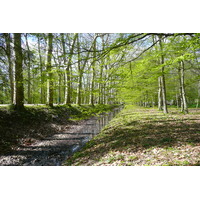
[{"left": 70, "top": 107, "right": 122, "bottom": 154}]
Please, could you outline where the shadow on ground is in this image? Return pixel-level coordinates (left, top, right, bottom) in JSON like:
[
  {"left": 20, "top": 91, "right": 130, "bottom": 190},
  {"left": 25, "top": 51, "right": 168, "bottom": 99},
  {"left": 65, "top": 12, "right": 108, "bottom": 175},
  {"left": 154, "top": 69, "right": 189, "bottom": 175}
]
[{"left": 65, "top": 108, "right": 200, "bottom": 166}]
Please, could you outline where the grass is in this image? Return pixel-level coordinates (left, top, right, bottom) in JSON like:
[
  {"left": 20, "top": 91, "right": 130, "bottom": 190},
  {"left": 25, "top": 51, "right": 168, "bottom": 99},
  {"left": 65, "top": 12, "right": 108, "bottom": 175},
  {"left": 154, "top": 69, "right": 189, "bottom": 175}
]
[{"left": 63, "top": 105, "right": 200, "bottom": 166}]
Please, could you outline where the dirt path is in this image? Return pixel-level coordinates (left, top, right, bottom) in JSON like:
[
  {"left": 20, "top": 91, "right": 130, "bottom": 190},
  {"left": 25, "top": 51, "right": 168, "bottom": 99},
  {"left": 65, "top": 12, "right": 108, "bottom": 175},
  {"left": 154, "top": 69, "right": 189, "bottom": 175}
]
[{"left": 0, "top": 116, "right": 101, "bottom": 166}]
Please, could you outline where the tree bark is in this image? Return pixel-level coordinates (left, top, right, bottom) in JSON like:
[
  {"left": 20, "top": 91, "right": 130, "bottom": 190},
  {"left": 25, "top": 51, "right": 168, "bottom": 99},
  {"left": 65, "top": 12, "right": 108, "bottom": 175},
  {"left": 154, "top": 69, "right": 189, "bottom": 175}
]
[
  {"left": 25, "top": 33, "right": 32, "bottom": 104},
  {"left": 98, "top": 35, "right": 105, "bottom": 104},
  {"left": 37, "top": 35, "right": 45, "bottom": 104},
  {"left": 76, "top": 33, "right": 82, "bottom": 105},
  {"left": 61, "top": 33, "right": 67, "bottom": 103},
  {"left": 46, "top": 33, "right": 53, "bottom": 107},
  {"left": 62, "top": 33, "right": 78, "bottom": 105},
  {"left": 180, "top": 61, "right": 188, "bottom": 113},
  {"left": 158, "top": 36, "right": 168, "bottom": 114},
  {"left": 89, "top": 35, "right": 97, "bottom": 106},
  {"left": 196, "top": 81, "right": 200, "bottom": 108},
  {"left": 158, "top": 76, "right": 163, "bottom": 110},
  {"left": 14, "top": 33, "right": 24, "bottom": 110},
  {"left": 4, "top": 33, "right": 14, "bottom": 104}
]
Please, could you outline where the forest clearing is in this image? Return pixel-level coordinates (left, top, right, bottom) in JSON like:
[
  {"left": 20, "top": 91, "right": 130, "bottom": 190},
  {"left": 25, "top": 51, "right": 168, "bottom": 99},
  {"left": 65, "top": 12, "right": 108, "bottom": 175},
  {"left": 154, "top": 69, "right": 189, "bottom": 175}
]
[{"left": 0, "top": 33, "right": 200, "bottom": 166}]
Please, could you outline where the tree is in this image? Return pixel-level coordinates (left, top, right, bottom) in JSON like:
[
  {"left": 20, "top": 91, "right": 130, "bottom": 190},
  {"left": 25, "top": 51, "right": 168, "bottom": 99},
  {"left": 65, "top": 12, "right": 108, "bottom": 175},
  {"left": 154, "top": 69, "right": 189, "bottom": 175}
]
[
  {"left": 4, "top": 33, "right": 14, "bottom": 104},
  {"left": 158, "top": 36, "right": 168, "bottom": 114},
  {"left": 76, "top": 33, "right": 82, "bottom": 105},
  {"left": 1, "top": 32, "right": 200, "bottom": 112},
  {"left": 89, "top": 34, "right": 97, "bottom": 106},
  {"left": 61, "top": 33, "right": 78, "bottom": 105},
  {"left": 14, "top": 33, "right": 24, "bottom": 110},
  {"left": 46, "top": 33, "right": 53, "bottom": 107},
  {"left": 24, "top": 33, "right": 32, "bottom": 104}
]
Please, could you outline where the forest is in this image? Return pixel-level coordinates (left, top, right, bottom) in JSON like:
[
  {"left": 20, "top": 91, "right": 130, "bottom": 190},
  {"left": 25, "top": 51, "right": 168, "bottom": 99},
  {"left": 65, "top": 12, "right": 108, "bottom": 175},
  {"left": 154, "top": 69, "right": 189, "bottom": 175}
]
[
  {"left": 0, "top": 33, "right": 200, "bottom": 166},
  {"left": 0, "top": 33, "right": 199, "bottom": 111}
]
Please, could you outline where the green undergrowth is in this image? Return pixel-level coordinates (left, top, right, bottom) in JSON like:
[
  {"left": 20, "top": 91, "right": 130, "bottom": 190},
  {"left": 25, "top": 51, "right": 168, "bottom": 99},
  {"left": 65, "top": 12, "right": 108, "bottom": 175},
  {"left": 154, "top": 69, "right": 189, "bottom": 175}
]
[
  {"left": 0, "top": 104, "right": 118, "bottom": 154},
  {"left": 70, "top": 104, "right": 119, "bottom": 120},
  {"left": 64, "top": 105, "right": 200, "bottom": 166}
]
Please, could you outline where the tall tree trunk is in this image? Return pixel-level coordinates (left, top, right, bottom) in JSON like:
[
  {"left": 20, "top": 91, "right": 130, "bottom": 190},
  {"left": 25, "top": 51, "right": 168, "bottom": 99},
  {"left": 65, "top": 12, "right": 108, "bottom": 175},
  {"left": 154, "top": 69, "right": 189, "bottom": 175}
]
[
  {"left": 61, "top": 33, "right": 67, "bottom": 103},
  {"left": 98, "top": 65, "right": 103, "bottom": 104},
  {"left": 90, "top": 35, "right": 97, "bottom": 106},
  {"left": 79, "top": 34, "right": 98, "bottom": 105},
  {"left": 25, "top": 33, "right": 31, "bottom": 104},
  {"left": 180, "top": 61, "right": 188, "bottom": 113},
  {"left": 98, "top": 35, "right": 105, "bottom": 104},
  {"left": 158, "top": 76, "right": 163, "bottom": 110},
  {"left": 62, "top": 33, "right": 78, "bottom": 105},
  {"left": 103, "top": 64, "right": 108, "bottom": 104},
  {"left": 53, "top": 39, "right": 62, "bottom": 104},
  {"left": 57, "top": 51, "right": 62, "bottom": 104},
  {"left": 161, "top": 68, "right": 168, "bottom": 113},
  {"left": 176, "top": 92, "right": 179, "bottom": 108},
  {"left": 76, "top": 33, "right": 82, "bottom": 105},
  {"left": 158, "top": 36, "right": 168, "bottom": 114},
  {"left": 196, "top": 81, "right": 200, "bottom": 108},
  {"left": 46, "top": 33, "right": 53, "bottom": 107},
  {"left": 178, "top": 66, "right": 183, "bottom": 111},
  {"left": 14, "top": 33, "right": 24, "bottom": 110},
  {"left": 37, "top": 35, "right": 44, "bottom": 104},
  {"left": 4, "top": 33, "right": 14, "bottom": 104}
]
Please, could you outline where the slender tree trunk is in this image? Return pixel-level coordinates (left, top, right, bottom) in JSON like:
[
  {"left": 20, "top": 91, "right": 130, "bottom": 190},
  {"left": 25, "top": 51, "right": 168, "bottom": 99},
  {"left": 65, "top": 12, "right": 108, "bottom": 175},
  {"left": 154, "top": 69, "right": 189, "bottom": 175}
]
[
  {"left": 4, "top": 33, "right": 14, "bottom": 104},
  {"left": 103, "top": 66, "right": 108, "bottom": 105},
  {"left": 196, "top": 81, "right": 200, "bottom": 108},
  {"left": 32, "top": 71, "right": 35, "bottom": 103},
  {"left": 98, "top": 66, "right": 103, "bottom": 104},
  {"left": 61, "top": 33, "right": 67, "bottom": 104},
  {"left": 25, "top": 34, "right": 31, "bottom": 104},
  {"left": 37, "top": 35, "right": 44, "bottom": 104},
  {"left": 62, "top": 33, "right": 78, "bottom": 105},
  {"left": 196, "top": 98, "right": 199, "bottom": 109},
  {"left": 98, "top": 35, "right": 105, "bottom": 104},
  {"left": 14, "top": 33, "right": 24, "bottom": 110},
  {"left": 176, "top": 92, "right": 179, "bottom": 108},
  {"left": 53, "top": 39, "right": 62, "bottom": 104},
  {"left": 158, "top": 36, "right": 168, "bottom": 113},
  {"left": 161, "top": 68, "right": 168, "bottom": 113},
  {"left": 178, "top": 66, "right": 183, "bottom": 112},
  {"left": 90, "top": 35, "right": 97, "bottom": 106},
  {"left": 46, "top": 33, "right": 53, "bottom": 107},
  {"left": 58, "top": 67, "right": 62, "bottom": 104},
  {"left": 180, "top": 61, "right": 188, "bottom": 113},
  {"left": 158, "top": 76, "right": 163, "bottom": 110},
  {"left": 76, "top": 34, "right": 82, "bottom": 105},
  {"left": 67, "top": 33, "right": 78, "bottom": 105},
  {"left": 77, "top": 34, "right": 98, "bottom": 105}
]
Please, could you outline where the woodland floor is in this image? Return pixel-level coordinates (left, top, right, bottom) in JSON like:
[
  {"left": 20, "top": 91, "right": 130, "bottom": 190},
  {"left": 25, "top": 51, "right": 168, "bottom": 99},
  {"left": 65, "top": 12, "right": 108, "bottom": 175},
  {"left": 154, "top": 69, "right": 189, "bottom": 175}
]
[
  {"left": 0, "top": 104, "right": 118, "bottom": 165},
  {"left": 64, "top": 106, "right": 200, "bottom": 166}
]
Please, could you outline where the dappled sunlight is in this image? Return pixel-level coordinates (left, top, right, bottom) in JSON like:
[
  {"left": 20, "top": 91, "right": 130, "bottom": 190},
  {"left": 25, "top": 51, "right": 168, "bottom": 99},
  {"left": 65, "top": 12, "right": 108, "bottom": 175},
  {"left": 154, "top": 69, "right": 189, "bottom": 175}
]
[
  {"left": 0, "top": 105, "right": 120, "bottom": 165},
  {"left": 65, "top": 106, "right": 200, "bottom": 166}
]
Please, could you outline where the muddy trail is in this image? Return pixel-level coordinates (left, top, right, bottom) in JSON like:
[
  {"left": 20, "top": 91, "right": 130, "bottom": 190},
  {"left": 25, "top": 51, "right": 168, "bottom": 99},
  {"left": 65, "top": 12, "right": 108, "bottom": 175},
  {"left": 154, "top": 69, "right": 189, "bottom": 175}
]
[{"left": 0, "top": 107, "right": 121, "bottom": 166}]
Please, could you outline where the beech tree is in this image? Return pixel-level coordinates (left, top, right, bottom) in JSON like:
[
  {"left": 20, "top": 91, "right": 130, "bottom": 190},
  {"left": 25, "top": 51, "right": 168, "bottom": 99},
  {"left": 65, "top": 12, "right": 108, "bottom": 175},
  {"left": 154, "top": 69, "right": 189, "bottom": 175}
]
[
  {"left": 4, "top": 33, "right": 14, "bottom": 104},
  {"left": 14, "top": 33, "right": 24, "bottom": 110},
  {"left": 46, "top": 33, "right": 53, "bottom": 107},
  {"left": 1, "top": 33, "right": 200, "bottom": 113},
  {"left": 158, "top": 36, "right": 168, "bottom": 113}
]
